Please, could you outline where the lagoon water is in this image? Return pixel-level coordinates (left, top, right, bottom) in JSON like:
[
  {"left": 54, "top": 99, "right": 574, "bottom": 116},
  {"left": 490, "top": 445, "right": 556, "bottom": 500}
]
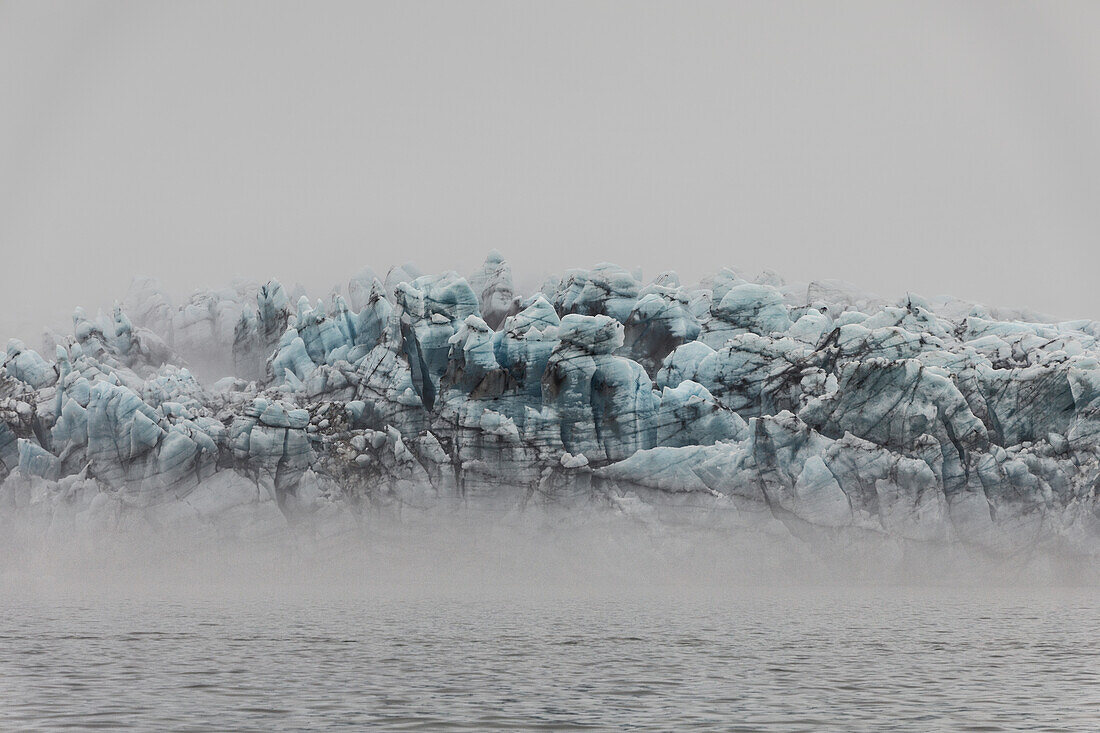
[{"left": 2, "top": 584, "right": 1098, "bottom": 731}]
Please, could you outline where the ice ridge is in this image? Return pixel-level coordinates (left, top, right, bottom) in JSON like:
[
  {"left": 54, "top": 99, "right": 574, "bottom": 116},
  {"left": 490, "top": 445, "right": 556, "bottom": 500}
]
[{"left": 2, "top": 254, "right": 1098, "bottom": 552}]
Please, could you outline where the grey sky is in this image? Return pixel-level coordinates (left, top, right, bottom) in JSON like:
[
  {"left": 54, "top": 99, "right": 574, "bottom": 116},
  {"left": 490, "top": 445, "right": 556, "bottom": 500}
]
[{"left": 2, "top": 1, "right": 1099, "bottom": 342}]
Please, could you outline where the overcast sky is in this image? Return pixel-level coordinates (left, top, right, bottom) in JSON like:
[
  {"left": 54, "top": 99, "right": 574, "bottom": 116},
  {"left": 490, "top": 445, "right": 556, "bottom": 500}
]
[{"left": 2, "top": 1, "right": 1099, "bottom": 341}]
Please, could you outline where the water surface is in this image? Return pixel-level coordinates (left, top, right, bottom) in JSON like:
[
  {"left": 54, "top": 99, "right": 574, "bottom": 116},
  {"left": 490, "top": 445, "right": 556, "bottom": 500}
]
[{"left": 2, "top": 587, "right": 1097, "bottom": 731}]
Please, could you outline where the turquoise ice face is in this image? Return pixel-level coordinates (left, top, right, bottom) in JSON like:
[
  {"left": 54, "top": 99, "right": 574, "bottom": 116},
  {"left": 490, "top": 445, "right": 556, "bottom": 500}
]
[{"left": 2, "top": 253, "right": 1099, "bottom": 550}]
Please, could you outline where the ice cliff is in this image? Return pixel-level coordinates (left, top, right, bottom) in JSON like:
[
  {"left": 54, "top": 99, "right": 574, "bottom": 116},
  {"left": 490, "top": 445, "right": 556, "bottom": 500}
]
[{"left": 2, "top": 252, "right": 1099, "bottom": 553}]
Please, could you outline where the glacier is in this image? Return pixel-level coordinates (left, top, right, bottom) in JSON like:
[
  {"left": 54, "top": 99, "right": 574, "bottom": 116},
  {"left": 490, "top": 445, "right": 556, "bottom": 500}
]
[{"left": 2, "top": 251, "right": 1099, "bottom": 555}]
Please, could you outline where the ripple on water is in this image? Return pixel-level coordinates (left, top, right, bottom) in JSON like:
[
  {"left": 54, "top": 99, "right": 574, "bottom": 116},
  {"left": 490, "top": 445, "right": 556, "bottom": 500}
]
[{"left": 0, "top": 589, "right": 1098, "bottom": 731}]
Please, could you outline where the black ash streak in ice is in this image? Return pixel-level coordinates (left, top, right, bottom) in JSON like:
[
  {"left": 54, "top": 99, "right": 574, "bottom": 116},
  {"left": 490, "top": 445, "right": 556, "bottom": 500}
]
[{"left": 1, "top": 251, "right": 1099, "bottom": 553}]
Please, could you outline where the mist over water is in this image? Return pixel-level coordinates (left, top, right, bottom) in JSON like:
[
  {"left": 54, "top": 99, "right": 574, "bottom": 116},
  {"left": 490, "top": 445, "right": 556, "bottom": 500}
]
[
  {"left": 2, "top": 510, "right": 1099, "bottom": 731},
  {"left": 4, "top": 501, "right": 1099, "bottom": 599}
]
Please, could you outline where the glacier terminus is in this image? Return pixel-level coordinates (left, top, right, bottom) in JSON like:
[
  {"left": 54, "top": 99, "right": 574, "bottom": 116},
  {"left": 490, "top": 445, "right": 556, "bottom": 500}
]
[{"left": 2, "top": 252, "right": 1099, "bottom": 555}]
